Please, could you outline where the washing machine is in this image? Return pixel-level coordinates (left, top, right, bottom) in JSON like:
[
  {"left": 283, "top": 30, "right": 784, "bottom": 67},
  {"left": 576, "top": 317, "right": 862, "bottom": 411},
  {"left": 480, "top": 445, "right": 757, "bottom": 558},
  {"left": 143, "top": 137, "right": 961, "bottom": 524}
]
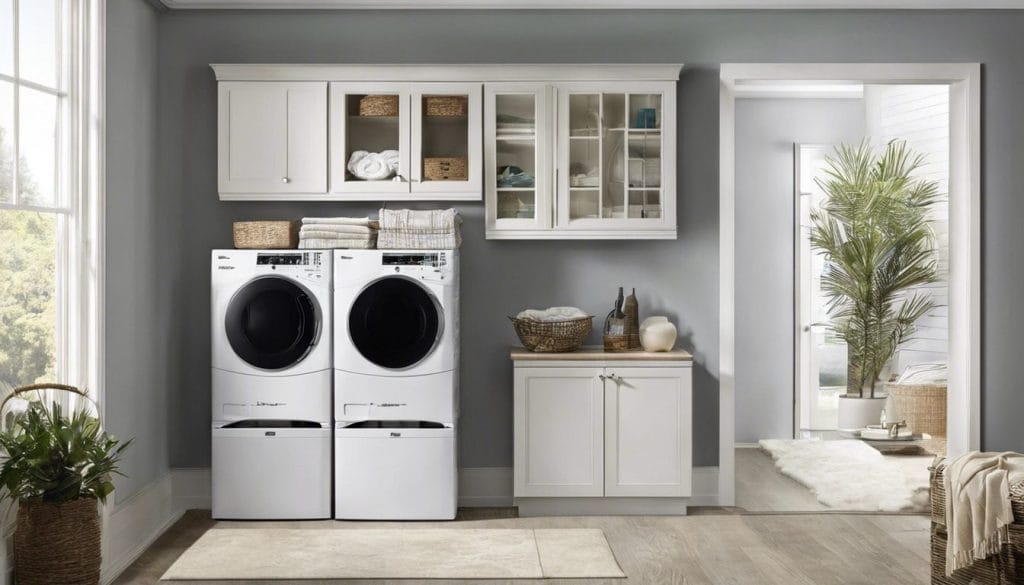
[
  {"left": 333, "top": 249, "right": 458, "bottom": 520},
  {"left": 210, "top": 250, "right": 332, "bottom": 519}
]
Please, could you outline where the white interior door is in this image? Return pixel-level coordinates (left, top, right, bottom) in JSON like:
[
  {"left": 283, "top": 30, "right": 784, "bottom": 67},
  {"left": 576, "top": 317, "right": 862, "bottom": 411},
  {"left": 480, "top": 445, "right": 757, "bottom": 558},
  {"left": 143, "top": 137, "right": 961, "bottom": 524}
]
[{"left": 795, "top": 143, "right": 845, "bottom": 434}]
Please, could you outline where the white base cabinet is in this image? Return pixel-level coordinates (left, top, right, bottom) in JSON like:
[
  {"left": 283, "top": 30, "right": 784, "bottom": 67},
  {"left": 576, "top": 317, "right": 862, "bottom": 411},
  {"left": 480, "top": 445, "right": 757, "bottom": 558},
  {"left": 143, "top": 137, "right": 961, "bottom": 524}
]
[{"left": 512, "top": 352, "right": 692, "bottom": 513}]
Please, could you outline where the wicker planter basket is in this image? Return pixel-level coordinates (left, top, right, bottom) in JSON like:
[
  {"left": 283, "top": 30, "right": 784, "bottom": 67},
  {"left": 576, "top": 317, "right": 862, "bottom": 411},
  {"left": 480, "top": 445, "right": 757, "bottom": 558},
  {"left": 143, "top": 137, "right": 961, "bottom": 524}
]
[
  {"left": 15, "top": 498, "right": 101, "bottom": 585},
  {"left": 423, "top": 157, "right": 468, "bottom": 181},
  {"left": 930, "top": 461, "right": 1024, "bottom": 584},
  {"left": 424, "top": 95, "right": 468, "bottom": 117},
  {"left": 510, "top": 316, "right": 593, "bottom": 353},
  {"left": 887, "top": 381, "right": 947, "bottom": 437},
  {"left": 359, "top": 95, "right": 399, "bottom": 117},
  {"left": 232, "top": 221, "right": 299, "bottom": 249}
]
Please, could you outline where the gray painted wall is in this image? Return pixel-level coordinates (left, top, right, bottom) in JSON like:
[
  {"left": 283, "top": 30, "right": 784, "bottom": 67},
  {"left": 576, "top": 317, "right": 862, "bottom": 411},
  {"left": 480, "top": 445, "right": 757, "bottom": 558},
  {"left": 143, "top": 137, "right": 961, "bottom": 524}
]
[
  {"left": 105, "top": 0, "right": 167, "bottom": 500},
  {"left": 734, "top": 98, "right": 865, "bottom": 444},
  {"left": 150, "top": 8, "right": 1024, "bottom": 472}
]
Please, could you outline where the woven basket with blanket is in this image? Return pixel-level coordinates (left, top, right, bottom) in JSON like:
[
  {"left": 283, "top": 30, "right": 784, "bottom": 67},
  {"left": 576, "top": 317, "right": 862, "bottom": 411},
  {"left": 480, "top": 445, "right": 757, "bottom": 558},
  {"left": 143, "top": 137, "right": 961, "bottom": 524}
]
[
  {"left": 931, "top": 457, "right": 1024, "bottom": 584},
  {"left": 377, "top": 208, "right": 462, "bottom": 250}
]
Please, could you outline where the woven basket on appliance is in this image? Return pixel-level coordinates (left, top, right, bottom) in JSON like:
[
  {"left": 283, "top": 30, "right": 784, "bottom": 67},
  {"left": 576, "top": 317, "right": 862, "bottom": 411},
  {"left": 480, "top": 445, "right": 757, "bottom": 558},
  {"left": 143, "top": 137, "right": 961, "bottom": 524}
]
[
  {"left": 358, "top": 95, "right": 399, "bottom": 116},
  {"left": 510, "top": 316, "right": 593, "bottom": 353},
  {"left": 930, "top": 460, "right": 1024, "bottom": 584},
  {"left": 14, "top": 495, "right": 101, "bottom": 585},
  {"left": 424, "top": 95, "right": 468, "bottom": 117},
  {"left": 232, "top": 221, "right": 299, "bottom": 249},
  {"left": 423, "top": 157, "right": 468, "bottom": 181},
  {"left": 886, "top": 381, "right": 947, "bottom": 437}
]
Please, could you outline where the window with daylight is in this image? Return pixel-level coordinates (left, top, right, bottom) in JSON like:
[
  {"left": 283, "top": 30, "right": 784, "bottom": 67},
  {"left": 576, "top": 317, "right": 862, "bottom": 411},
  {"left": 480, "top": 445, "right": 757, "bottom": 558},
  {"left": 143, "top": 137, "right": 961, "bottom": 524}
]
[{"left": 0, "top": 0, "right": 95, "bottom": 395}]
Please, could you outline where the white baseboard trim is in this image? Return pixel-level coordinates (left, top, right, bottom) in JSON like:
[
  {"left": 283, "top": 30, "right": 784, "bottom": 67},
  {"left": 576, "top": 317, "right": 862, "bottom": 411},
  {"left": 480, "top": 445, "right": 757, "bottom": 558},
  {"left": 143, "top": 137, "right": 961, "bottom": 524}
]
[
  {"left": 100, "top": 471, "right": 182, "bottom": 585},
  {"left": 171, "top": 467, "right": 212, "bottom": 512},
  {"left": 735, "top": 442, "right": 762, "bottom": 449},
  {"left": 458, "top": 467, "right": 513, "bottom": 507},
  {"left": 688, "top": 466, "right": 721, "bottom": 506}
]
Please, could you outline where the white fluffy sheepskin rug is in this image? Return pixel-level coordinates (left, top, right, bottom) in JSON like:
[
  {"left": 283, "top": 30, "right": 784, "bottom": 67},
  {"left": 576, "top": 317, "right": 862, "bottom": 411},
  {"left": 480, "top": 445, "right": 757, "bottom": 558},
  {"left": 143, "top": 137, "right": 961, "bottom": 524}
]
[{"left": 758, "top": 439, "right": 932, "bottom": 512}]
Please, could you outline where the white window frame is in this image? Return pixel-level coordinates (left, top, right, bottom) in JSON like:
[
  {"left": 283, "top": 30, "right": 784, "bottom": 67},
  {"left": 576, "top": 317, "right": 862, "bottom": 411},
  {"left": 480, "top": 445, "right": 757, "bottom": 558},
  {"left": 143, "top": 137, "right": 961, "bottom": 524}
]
[{"left": 0, "top": 0, "right": 104, "bottom": 408}]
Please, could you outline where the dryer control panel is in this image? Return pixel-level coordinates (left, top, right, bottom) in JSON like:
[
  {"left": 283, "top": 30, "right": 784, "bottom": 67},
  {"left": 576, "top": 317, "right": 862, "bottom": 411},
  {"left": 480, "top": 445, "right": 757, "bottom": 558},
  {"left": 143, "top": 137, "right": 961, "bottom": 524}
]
[
  {"left": 257, "top": 252, "right": 324, "bottom": 266},
  {"left": 381, "top": 252, "right": 446, "bottom": 268}
]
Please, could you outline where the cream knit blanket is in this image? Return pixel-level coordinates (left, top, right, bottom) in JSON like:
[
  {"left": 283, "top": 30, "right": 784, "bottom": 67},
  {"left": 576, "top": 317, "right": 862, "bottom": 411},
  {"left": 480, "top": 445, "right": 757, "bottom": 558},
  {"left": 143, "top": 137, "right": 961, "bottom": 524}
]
[{"left": 945, "top": 451, "right": 1024, "bottom": 575}]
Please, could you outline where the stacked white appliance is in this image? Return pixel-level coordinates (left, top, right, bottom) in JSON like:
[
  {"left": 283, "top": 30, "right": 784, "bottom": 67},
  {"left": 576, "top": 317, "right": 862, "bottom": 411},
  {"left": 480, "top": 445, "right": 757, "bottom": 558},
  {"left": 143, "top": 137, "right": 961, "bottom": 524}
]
[
  {"left": 333, "top": 249, "right": 459, "bottom": 520},
  {"left": 210, "top": 250, "right": 332, "bottom": 519}
]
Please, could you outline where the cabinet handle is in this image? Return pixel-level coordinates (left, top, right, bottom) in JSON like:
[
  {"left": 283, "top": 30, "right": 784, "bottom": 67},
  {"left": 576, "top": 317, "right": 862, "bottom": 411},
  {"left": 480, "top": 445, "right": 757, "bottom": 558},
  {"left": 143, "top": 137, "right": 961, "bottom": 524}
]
[
  {"left": 598, "top": 374, "right": 607, "bottom": 382},
  {"left": 607, "top": 373, "right": 621, "bottom": 383},
  {"left": 281, "top": 177, "right": 290, "bottom": 184}
]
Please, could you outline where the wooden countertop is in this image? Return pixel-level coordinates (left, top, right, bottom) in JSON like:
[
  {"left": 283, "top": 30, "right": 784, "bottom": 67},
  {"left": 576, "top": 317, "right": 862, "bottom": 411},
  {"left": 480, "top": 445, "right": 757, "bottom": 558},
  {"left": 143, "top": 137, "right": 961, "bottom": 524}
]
[{"left": 510, "top": 346, "right": 693, "bottom": 361}]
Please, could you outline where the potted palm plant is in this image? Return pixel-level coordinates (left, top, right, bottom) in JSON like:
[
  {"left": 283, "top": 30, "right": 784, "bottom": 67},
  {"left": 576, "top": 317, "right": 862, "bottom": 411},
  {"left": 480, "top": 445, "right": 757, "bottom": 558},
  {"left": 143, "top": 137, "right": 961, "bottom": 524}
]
[
  {"left": 810, "top": 140, "right": 939, "bottom": 431},
  {"left": 0, "top": 383, "right": 131, "bottom": 585}
]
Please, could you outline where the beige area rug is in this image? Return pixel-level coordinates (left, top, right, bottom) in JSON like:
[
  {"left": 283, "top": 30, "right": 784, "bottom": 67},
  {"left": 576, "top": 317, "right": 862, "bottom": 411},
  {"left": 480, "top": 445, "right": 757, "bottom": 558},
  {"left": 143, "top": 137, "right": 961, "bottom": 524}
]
[{"left": 161, "top": 528, "right": 625, "bottom": 580}]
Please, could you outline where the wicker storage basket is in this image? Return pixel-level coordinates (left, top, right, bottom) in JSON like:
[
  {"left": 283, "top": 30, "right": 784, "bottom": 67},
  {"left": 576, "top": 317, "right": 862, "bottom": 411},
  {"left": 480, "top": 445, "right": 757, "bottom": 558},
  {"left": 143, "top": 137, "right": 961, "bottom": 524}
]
[
  {"left": 887, "top": 382, "right": 947, "bottom": 437},
  {"left": 15, "top": 497, "right": 101, "bottom": 585},
  {"left": 423, "top": 157, "right": 468, "bottom": 181},
  {"left": 510, "top": 316, "right": 593, "bottom": 353},
  {"left": 424, "top": 95, "right": 468, "bottom": 117},
  {"left": 359, "top": 95, "right": 399, "bottom": 117},
  {"left": 930, "top": 461, "right": 1024, "bottom": 584},
  {"left": 233, "top": 221, "right": 299, "bottom": 249}
]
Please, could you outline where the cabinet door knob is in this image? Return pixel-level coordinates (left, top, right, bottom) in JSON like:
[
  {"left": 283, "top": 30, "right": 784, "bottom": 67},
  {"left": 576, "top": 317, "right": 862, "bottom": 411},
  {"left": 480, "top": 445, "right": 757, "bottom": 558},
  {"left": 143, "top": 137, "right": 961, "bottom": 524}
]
[{"left": 281, "top": 177, "right": 290, "bottom": 184}]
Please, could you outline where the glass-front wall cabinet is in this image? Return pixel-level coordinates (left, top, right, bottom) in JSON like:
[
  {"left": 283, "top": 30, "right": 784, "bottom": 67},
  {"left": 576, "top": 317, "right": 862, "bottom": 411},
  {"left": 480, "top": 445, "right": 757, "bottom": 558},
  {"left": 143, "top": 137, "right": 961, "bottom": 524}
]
[
  {"left": 558, "top": 83, "right": 671, "bottom": 233},
  {"left": 411, "top": 83, "right": 482, "bottom": 196},
  {"left": 484, "top": 81, "right": 675, "bottom": 239},
  {"left": 485, "top": 84, "right": 551, "bottom": 231},
  {"left": 330, "top": 82, "right": 481, "bottom": 199}
]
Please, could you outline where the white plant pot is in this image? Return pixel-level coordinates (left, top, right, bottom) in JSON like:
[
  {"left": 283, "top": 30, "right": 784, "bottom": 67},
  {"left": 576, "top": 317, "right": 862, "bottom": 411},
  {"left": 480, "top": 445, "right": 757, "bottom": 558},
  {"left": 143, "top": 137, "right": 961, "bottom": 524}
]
[{"left": 837, "top": 395, "right": 888, "bottom": 431}]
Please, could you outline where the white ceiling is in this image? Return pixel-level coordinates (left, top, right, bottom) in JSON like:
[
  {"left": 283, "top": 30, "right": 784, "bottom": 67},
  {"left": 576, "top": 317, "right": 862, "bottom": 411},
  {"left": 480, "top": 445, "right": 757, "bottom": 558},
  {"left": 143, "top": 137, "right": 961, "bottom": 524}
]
[{"left": 160, "top": 0, "right": 1024, "bottom": 9}]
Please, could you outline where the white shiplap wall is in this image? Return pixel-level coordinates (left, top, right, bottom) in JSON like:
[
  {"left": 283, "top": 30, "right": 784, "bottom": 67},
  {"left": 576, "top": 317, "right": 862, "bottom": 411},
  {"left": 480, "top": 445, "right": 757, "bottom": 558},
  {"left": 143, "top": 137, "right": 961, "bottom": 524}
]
[{"left": 864, "top": 85, "right": 950, "bottom": 373}]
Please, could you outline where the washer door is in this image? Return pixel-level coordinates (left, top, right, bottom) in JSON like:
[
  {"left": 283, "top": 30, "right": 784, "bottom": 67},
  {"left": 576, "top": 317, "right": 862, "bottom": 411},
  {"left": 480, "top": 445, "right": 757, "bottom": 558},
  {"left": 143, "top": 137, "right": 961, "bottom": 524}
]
[
  {"left": 225, "top": 276, "right": 320, "bottom": 370},
  {"left": 349, "top": 276, "right": 441, "bottom": 369}
]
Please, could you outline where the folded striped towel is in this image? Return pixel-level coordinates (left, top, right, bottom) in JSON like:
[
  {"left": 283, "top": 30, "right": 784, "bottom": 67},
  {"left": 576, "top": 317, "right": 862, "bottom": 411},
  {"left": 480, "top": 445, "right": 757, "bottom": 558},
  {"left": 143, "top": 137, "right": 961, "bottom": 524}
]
[
  {"left": 302, "top": 217, "right": 380, "bottom": 229},
  {"left": 378, "top": 208, "right": 461, "bottom": 232},
  {"left": 300, "top": 224, "right": 377, "bottom": 236},
  {"left": 300, "top": 229, "right": 378, "bottom": 241},
  {"left": 299, "top": 238, "right": 376, "bottom": 250}
]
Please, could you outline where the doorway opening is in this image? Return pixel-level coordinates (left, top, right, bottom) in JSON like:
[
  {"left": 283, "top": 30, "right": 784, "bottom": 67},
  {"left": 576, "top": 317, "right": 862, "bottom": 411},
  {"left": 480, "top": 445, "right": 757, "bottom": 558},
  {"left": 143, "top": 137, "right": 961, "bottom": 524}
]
[{"left": 718, "top": 64, "right": 980, "bottom": 512}]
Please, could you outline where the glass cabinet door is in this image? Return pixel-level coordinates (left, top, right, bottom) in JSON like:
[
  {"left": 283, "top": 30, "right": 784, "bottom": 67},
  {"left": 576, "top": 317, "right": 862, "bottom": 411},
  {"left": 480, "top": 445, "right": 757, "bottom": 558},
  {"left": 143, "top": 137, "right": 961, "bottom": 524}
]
[
  {"left": 410, "top": 83, "right": 482, "bottom": 197},
  {"left": 330, "top": 82, "right": 411, "bottom": 195},
  {"left": 557, "top": 84, "right": 671, "bottom": 231},
  {"left": 485, "top": 83, "right": 551, "bottom": 233}
]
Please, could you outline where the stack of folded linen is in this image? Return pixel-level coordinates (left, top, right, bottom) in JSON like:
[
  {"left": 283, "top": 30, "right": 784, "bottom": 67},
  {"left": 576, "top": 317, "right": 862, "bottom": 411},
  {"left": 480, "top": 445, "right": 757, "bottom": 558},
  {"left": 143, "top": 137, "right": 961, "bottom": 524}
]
[
  {"left": 377, "top": 208, "right": 462, "bottom": 250},
  {"left": 298, "top": 217, "right": 379, "bottom": 249}
]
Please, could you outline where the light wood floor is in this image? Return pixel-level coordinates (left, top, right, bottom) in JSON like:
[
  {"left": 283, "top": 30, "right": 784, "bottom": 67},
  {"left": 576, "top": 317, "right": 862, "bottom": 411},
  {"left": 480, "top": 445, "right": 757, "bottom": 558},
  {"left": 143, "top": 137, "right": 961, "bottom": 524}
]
[
  {"left": 736, "top": 447, "right": 831, "bottom": 512},
  {"left": 113, "top": 508, "right": 931, "bottom": 585}
]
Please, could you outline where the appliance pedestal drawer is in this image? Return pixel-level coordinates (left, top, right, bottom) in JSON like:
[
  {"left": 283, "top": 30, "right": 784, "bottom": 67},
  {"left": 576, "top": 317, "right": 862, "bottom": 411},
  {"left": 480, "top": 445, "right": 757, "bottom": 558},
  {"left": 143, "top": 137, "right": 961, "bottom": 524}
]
[
  {"left": 334, "top": 425, "right": 456, "bottom": 520},
  {"left": 212, "top": 425, "right": 332, "bottom": 520}
]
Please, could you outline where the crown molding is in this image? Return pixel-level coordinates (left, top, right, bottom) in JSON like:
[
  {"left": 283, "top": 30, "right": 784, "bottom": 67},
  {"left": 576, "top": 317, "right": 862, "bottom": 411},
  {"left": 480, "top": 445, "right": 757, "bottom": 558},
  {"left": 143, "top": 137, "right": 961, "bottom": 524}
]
[
  {"left": 161, "top": 0, "right": 1024, "bottom": 9},
  {"left": 210, "top": 63, "right": 684, "bottom": 82}
]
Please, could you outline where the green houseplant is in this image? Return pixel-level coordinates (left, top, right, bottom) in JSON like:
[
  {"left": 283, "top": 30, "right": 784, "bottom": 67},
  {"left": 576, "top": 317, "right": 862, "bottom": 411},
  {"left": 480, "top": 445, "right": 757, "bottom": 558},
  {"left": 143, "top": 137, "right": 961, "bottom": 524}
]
[
  {"left": 0, "top": 383, "right": 131, "bottom": 585},
  {"left": 810, "top": 140, "right": 939, "bottom": 429}
]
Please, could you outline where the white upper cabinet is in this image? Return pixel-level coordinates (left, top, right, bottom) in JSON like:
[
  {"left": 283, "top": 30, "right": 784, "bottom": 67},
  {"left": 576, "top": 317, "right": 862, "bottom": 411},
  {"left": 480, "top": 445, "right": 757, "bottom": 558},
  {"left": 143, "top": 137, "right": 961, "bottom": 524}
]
[
  {"left": 218, "top": 82, "right": 328, "bottom": 197},
  {"left": 329, "top": 82, "right": 482, "bottom": 200},
  {"left": 212, "top": 64, "right": 680, "bottom": 211},
  {"left": 485, "top": 80, "right": 677, "bottom": 240}
]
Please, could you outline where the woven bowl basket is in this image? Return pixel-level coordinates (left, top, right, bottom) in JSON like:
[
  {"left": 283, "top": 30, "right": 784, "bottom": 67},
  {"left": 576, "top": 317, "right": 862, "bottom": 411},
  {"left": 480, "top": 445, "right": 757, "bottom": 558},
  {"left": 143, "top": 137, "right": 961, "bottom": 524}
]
[
  {"left": 424, "top": 95, "right": 468, "bottom": 117},
  {"left": 510, "top": 316, "right": 593, "bottom": 353},
  {"left": 359, "top": 95, "right": 399, "bottom": 117},
  {"left": 886, "top": 382, "right": 947, "bottom": 437},
  {"left": 424, "top": 157, "right": 468, "bottom": 181},
  {"left": 233, "top": 221, "right": 299, "bottom": 249},
  {"left": 15, "top": 498, "right": 101, "bottom": 585}
]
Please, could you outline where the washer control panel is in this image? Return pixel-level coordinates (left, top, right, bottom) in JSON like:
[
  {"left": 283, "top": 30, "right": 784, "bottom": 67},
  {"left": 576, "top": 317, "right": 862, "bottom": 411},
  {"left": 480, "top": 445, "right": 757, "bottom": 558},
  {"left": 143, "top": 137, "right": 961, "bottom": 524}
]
[{"left": 257, "top": 252, "right": 323, "bottom": 266}]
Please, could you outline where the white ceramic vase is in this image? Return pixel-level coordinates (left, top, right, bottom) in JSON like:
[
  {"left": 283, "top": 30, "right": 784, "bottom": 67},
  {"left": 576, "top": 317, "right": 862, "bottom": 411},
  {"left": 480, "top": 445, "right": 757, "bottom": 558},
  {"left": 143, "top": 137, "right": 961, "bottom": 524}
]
[{"left": 639, "top": 316, "right": 677, "bottom": 352}]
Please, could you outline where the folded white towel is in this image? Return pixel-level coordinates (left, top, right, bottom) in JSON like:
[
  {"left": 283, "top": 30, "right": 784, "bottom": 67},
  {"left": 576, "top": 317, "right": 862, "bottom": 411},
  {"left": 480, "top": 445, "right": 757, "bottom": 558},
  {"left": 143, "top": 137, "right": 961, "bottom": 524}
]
[
  {"left": 300, "top": 229, "right": 377, "bottom": 241},
  {"left": 516, "top": 307, "right": 589, "bottom": 322},
  {"left": 300, "top": 224, "right": 377, "bottom": 236},
  {"left": 301, "top": 217, "right": 376, "bottom": 227},
  {"left": 348, "top": 150, "right": 400, "bottom": 181},
  {"left": 299, "top": 238, "right": 376, "bottom": 250},
  {"left": 379, "top": 208, "right": 462, "bottom": 231}
]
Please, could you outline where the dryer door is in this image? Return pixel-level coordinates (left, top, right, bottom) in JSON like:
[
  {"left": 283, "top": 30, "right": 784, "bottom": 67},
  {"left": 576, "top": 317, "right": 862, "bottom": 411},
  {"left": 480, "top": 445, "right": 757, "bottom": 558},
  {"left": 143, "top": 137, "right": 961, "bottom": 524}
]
[
  {"left": 348, "top": 276, "right": 441, "bottom": 369},
  {"left": 225, "top": 275, "right": 320, "bottom": 370}
]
